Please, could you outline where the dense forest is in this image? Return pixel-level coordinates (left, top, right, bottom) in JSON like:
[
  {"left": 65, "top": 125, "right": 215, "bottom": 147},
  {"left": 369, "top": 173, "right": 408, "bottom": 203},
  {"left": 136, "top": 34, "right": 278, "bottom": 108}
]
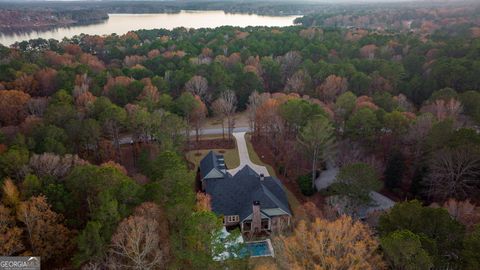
[
  {"left": 0, "top": 9, "right": 108, "bottom": 32},
  {"left": 1, "top": 4, "right": 480, "bottom": 269}
]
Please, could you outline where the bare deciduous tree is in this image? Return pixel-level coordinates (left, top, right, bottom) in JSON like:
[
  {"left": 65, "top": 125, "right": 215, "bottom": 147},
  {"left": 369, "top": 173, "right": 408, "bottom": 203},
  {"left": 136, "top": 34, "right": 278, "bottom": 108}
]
[
  {"left": 109, "top": 203, "right": 167, "bottom": 270},
  {"left": 420, "top": 99, "right": 463, "bottom": 122},
  {"left": 73, "top": 74, "right": 91, "bottom": 99},
  {"left": 185, "top": 75, "right": 209, "bottom": 102},
  {"left": 284, "top": 70, "right": 310, "bottom": 94},
  {"left": 433, "top": 199, "right": 480, "bottom": 231},
  {"left": 28, "top": 153, "right": 87, "bottom": 179},
  {"left": 316, "top": 75, "right": 348, "bottom": 103},
  {"left": 109, "top": 216, "right": 164, "bottom": 270},
  {"left": 190, "top": 96, "right": 207, "bottom": 142},
  {"left": 212, "top": 98, "right": 227, "bottom": 140},
  {"left": 279, "top": 51, "right": 302, "bottom": 82},
  {"left": 246, "top": 91, "right": 268, "bottom": 133},
  {"left": 423, "top": 147, "right": 480, "bottom": 201},
  {"left": 217, "top": 90, "right": 237, "bottom": 139}
]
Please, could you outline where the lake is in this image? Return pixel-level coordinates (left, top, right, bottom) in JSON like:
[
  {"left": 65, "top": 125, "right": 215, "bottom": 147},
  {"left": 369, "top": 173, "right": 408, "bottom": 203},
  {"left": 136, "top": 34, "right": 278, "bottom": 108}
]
[{"left": 0, "top": 10, "right": 301, "bottom": 46}]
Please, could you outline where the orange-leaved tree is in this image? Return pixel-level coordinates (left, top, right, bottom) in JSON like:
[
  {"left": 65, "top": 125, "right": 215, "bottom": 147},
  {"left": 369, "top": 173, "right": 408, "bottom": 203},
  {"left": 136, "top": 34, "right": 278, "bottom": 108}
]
[{"left": 273, "top": 215, "right": 385, "bottom": 270}]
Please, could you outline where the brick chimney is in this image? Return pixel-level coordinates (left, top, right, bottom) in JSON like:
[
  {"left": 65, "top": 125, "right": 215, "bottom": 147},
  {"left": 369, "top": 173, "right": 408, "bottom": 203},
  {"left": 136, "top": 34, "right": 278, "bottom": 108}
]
[{"left": 252, "top": 201, "right": 261, "bottom": 234}]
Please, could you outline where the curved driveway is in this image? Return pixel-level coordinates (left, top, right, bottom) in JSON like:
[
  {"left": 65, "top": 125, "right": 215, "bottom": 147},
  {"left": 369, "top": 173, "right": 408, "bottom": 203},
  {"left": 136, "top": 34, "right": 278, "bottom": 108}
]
[{"left": 227, "top": 132, "right": 270, "bottom": 177}]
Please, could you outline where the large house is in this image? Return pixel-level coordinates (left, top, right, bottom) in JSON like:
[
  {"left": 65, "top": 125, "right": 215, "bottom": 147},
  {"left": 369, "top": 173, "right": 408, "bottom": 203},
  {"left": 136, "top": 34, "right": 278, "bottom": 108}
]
[{"left": 198, "top": 151, "right": 292, "bottom": 235}]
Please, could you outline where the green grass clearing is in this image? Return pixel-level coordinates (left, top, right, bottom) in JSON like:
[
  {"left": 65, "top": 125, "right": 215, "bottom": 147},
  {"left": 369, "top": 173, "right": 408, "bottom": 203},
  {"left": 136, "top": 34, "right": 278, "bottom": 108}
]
[{"left": 186, "top": 147, "right": 239, "bottom": 171}]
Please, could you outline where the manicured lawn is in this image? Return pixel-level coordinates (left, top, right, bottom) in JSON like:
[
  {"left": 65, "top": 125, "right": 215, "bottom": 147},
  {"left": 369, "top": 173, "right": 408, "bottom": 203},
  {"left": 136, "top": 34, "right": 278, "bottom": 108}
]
[{"left": 186, "top": 147, "right": 240, "bottom": 170}]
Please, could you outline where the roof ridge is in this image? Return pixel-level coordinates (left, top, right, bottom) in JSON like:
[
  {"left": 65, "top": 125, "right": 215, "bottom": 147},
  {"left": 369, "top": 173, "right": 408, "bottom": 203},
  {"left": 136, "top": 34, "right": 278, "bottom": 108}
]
[{"left": 260, "top": 183, "right": 290, "bottom": 214}]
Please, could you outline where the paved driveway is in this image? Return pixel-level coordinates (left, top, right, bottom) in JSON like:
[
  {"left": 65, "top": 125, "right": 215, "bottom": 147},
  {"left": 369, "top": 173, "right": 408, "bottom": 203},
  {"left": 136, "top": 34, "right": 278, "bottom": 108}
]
[{"left": 227, "top": 132, "right": 270, "bottom": 176}]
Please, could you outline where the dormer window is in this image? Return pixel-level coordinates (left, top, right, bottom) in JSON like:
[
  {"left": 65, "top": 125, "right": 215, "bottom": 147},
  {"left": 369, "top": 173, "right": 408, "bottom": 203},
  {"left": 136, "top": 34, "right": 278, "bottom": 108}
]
[{"left": 225, "top": 215, "right": 239, "bottom": 223}]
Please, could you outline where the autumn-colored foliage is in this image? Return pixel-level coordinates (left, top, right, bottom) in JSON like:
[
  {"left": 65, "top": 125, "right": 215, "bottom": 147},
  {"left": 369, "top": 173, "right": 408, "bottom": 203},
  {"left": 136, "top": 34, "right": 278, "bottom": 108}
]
[
  {"left": 17, "top": 196, "right": 74, "bottom": 263},
  {"left": 432, "top": 199, "right": 480, "bottom": 231},
  {"left": 103, "top": 76, "right": 133, "bottom": 95},
  {"left": 274, "top": 215, "right": 385, "bottom": 270},
  {"left": 79, "top": 53, "right": 105, "bottom": 72},
  {"left": 63, "top": 44, "right": 82, "bottom": 55},
  {"left": 255, "top": 97, "right": 281, "bottom": 137},
  {"left": 101, "top": 160, "right": 128, "bottom": 175},
  {"left": 195, "top": 192, "right": 212, "bottom": 212},
  {"left": 316, "top": 75, "right": 348, "bottom": 103},
  {"left": 0, "top": 205, "right": 24, "bottom": 256},
  {"left": 147, "top": 49, "right": 161, "bottom": 59},
  {"left": 2, "top": 178, "right": 20, "bottom": 209},
  {"left": 0, "top": 90, "right": 31, "bottom": 126},
  {"left": 360, "top": 44, "right": 378, "bottom": 59},
  {"left": 44, "top": 50, "right": 74, "bottom": 67},
  {"left": 12, "top": 74, "right": 38, "bottom": 95},
  {"left": 124, "top": 55, "right": 146, "bottom": 68},
  {"left": 34, "top": 68, "right": 58, "bottom": 96}
]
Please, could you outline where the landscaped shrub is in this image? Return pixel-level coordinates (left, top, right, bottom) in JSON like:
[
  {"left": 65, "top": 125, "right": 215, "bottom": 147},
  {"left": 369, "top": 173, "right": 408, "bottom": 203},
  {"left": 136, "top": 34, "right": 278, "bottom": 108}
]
[{"left": 297, "top": 174, "right": 316, "bottom": 196}]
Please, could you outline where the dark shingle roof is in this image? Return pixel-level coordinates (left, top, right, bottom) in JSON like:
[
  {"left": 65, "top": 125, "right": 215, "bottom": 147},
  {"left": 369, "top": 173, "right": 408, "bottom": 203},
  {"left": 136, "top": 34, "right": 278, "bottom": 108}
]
[
  {"left": 199, "top": 151, "right": 226, "bottom": 179},
  {"left": 204, "top": 165, "right": 291, "bottom": 221}
]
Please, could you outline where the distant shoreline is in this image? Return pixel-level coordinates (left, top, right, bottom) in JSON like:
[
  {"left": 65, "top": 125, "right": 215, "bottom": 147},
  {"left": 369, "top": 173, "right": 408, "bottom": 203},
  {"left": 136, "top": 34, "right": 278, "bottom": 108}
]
[
  {"left": 0, "top": 11, "right": 300, "bottom": 46},
  {"left": 0, "top": 8, "right": 109, "bottom": 34}
]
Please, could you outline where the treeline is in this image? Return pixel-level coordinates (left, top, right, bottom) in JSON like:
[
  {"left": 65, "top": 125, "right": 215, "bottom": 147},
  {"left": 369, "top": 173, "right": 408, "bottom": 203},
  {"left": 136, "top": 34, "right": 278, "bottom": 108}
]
[
  {"left": 0, "top": 0, "right": 335, "bottom": 16},
  {"left": 0, "top": 9, "right": 108, "bottom": 32},
  {"left": 296, "top": 1, "right": 480, "bottom": 33}
]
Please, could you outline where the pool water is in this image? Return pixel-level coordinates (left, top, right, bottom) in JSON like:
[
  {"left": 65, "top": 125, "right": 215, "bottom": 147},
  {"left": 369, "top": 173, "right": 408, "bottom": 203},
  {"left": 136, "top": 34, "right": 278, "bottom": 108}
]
[{"left": 246, "top": 240, "right": 273, "bottom": 257}]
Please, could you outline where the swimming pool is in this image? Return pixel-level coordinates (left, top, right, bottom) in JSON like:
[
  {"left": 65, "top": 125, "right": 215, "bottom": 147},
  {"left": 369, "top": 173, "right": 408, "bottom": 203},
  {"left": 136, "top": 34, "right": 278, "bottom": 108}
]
[{"left": 246, "top": 239, "right": 275, "bottom": 257}]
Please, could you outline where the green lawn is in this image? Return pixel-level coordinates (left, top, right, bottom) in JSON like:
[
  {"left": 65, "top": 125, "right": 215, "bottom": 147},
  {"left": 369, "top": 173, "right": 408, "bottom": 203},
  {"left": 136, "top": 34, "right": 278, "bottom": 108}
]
[{"left": 186, "top": 147, "right": 240, "bottom": 171}]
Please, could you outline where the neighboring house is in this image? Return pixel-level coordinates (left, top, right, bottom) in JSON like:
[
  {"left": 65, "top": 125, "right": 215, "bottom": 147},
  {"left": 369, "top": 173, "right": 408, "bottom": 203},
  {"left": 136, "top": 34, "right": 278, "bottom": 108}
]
[
  {"left": 198, "top": 151, "right": 292, "bottom": 235},
  {"left": 316, "top": 162, "right": 395, "bottom": 219},
  {"left": 327, "top": 191, "right": 396, "bottom": 220}
]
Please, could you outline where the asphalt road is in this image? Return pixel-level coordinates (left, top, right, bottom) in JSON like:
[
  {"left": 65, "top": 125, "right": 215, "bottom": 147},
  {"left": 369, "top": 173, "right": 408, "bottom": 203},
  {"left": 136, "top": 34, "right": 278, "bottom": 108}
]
[{"left": 118, "top": 126, "right": 251, "bottom": 145}]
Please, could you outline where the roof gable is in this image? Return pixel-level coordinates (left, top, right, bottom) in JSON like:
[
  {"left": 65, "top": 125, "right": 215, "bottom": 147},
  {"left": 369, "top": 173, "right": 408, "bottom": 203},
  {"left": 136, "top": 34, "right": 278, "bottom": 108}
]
[
  {"left": 200, "top": 151, "right": 226, "bottom": 179},
  {"left": 204, "top": 168, "right": 225, "bottom": 179}
]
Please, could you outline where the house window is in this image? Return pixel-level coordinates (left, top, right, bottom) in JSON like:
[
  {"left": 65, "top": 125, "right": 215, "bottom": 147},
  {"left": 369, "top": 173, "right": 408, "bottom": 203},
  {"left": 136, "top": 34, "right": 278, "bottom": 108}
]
[
  {"left": 243, "top": 221, "right": 252, "bottom": 232},
  {"left": 225, "top": 215, "right": 239, "bottom": 223},
  {"left": 261, "top": 219, "right": 270, "bottom": 230}
]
